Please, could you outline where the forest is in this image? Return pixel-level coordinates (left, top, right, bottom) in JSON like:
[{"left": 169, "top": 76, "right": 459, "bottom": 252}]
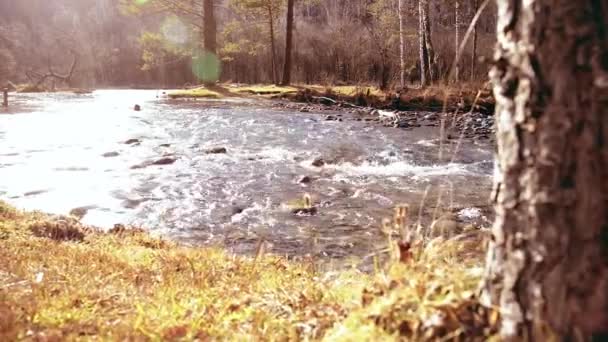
[
  {"left": 0, "top": 0, "right": 496, "bottom": 89},
  {"left": 1, "top": 0, "right": 607, "bottom": 341}
]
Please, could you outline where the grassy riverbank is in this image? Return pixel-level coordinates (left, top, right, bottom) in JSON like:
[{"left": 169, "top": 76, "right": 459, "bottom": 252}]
[
  {"left": 0, "top": 201, "right": 496, "bottom": 340},
  {"left": 168, "top": 83, "right": 494, "bottom": 114}
]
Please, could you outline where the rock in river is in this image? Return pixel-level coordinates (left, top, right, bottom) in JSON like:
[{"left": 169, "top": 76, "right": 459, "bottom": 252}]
[
  {"left": 298, "top": 176, "right": 312, "bottom": 184},
  {"left": 124, "top": 138, "right": 141, "bottom": 145},
  {"left": 205, "top": 147, "right": 227, "bottom": 154},
  {"left": 102, "top": 151, "right": 120, "bottom": 158},
  {"left": 311, "top": 158, "right": 325, "bottom": 167},
  {"left": 151, "top": 157, "right": 177, "bottom": 165}
]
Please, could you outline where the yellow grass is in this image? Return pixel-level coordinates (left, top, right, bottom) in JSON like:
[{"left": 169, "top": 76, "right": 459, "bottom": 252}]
[
  {"left": 0, "top": 200, "right": 497, "bottom": 340},
  {"left": 167, "top": 87, "right": 222, "bottom": 99}
]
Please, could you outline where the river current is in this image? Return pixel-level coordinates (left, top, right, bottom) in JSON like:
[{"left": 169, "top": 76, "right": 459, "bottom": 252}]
[{"left": 0, "top": 90, "right": 493, "bottom": 260}]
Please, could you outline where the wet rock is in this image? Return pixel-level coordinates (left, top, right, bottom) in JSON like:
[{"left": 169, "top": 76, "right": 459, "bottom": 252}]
[
  {"left": 24, "top": 189, "right": 49, "bottom": 197},
  {"left": 298, "top": 176, "right": 312, "bottom": 184},
  {"left": 299, "top": 107, "right": 310, "bottom": 113},
  {"left": 311, "top": 158, "right": 325, "bottom": 167},
  {"left": 130, "top": 157, "right": 177, "bottom": 169},
  {"left": 159, "top": 144, "right": 171, "bottom": 148},
  {"left": 69, "top": 206, "right": 96, "bottom": 220},
  {"left": 205, "top": 147, "right": 227, "bottom": 154},
  {"left": 430, "top": 213, "right": 463, "bottom": 238},
  {"left": 151, "top": 157, "right": 177, "bottom": 165},
  {"left": 134, "top": 104, "right": 141, "bottom": 111},
  {"left": 231, "top": 206, "right": 245, "bottom": 215},
  {"left": 291, "top": 207, "right": 318, "bottom": 216},
  {"left": 102, "top": 151, "right": 120, "bottom": 158},
  {"left": 124, "top": 138, "right": 141, "bottom": 145},
  {"left": 121, "top": 198, "right": 151, "bottom": 209},
  {"left": 325, "top": 115, "right": 338, "bottom": 121}
]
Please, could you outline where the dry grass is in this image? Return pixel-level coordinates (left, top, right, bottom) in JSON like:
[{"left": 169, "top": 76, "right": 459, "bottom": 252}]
[
  {"left": 0, "top": 200, "right": 497, "bottom": 341},
  {"left": 167, "top": 87, "right": 222, "bottom": 99},
  {"left": 165, "top": 83, "right": 494, "bottom": 115}
]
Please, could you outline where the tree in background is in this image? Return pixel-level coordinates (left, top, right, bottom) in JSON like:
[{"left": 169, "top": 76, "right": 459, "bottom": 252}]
[
  {"left": 203, "top": 0, "right": 217, "bottom": 54},
  {"left": 280, "top": 0, "right": 295, "bottom": 85},
  {"left": 418, "top": 0, "right": 435, "bottom": 86},
  {"left": 397, "top": 0, "right": 406, "bottom": 89},
  {"left": 482, "top": 0, "right": 608, "bottom": 339}
]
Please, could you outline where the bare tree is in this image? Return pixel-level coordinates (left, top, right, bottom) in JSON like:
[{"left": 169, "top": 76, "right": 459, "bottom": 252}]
[
  {"left": 398, "top": 0, "right": 406, "bottom": 88},
  {"left": 454, "top": 0, "right": 460, "bottom": 82},
  {"left": 25, "top": 52, "right": 79, "bottom": 89},
  {"left": 203, "top": 0, "right": 216, "bottom": 54},
  {"left": 482, "top": 0, "right": 608, "bottom": 339},
  {"left": 281, "top": 0, "right": 295, "bottom": 85},
  {"left": 418, "top": 0, "right": 435, "bottom": 86},
  {"left": 470, "top": 0, "right": 478, "bottom": 81}
]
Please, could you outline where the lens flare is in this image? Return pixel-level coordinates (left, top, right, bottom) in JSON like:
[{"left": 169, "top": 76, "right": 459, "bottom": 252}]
[
  {"left": 191, "top": 50, "right": 221, "bottom": 83},
  {"left": 161, "top": 16, "right": 189, "bottom": 45}
]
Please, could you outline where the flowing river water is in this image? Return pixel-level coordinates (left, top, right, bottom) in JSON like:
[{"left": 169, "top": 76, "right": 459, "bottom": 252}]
[{"left": 0, "top": 90, "right": 493, "bottom": 261}]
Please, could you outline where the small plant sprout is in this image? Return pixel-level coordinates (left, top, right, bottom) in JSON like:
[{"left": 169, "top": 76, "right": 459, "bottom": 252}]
[{"left": 303, "top": 193, "right": 312, "bottom": 209}]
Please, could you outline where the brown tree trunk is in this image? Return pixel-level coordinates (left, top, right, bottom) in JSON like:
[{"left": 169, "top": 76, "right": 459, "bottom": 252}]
[
  {"left": 482, "top": 0, "right": 608, "bottom": 339},
  {"left": 418, "top": 0, "right": 428, "bottom": 86},
  {"left": 281, "top": 0, "right": 295, "bottom": 86},
  {"left": 203, "top": 0, "right": 216, "bottom": 54},
  {"left": 421, "top": 0, "right": 435, "bottom": 83},
  {"left": 398, "top": 0, "right": 407, "bottom": 88},
  {"left": 268, "top": 4, "right": 277, "bottom": 85},
  {"left": 454, "top": 0, "right": 460, "bottom": 82},
  {"left": 470, "top": 0, "right": 478, "bottom": 81}
]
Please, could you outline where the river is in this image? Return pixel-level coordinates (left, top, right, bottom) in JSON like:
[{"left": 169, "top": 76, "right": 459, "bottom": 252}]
[{"left": 0, "top": 90, "right": 493, "bottom": 261}]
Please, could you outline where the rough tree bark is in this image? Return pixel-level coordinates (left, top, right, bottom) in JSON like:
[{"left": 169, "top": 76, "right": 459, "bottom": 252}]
[
  {"left": 418, "top": 0, "right": 428, "bottom": 86},
  {"left": 398, "top": 0, "right": 407, "bottom": 88},
  {"left": 203, "top": 0, "right": 216, "bottom": 54},
  {"left": 422, "top": 0, "right": 435, "bottom": 82},
  {"left": 267, "top": 3, "right": 278, "bottom": 85},
  {"left": 281, "top": 0, "right": 295, "bottom": 86},
  {"left": 454, "top": 0, "right": 460, "bottom": 82},
  {"left": 482, "top": 0, "right": 608, "bottom": 339},
  {"left": 470, "top": 0, "right": 478, "bottom": 81}
]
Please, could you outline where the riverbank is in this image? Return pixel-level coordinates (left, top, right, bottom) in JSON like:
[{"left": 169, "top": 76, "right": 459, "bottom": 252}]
[
  {"left": 168, "top": 83, "right": 495, "bottom": 115},
  {"left": 0, "top": 200, "right": 496, "bottom": 340}
]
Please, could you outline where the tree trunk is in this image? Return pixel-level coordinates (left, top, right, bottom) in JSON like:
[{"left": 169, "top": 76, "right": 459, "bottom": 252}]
[
  {"left": 422, "top": 0, "right": 435, "bottom": 82},
  {"left": 482, "top": 0, "right": 608, "bottom": 339},
  {"left": 281, "top": 0, "right": 295, "bottom": 86},
  {"left": 470, "top": 0, "right": 478, "bottom": 81},
  {"left": 398, "top": 0, "right": 406, "bottom": 88},
  {"left": 268, "top": 4, "right": 277, "bottom": 85},
  {"left": 454, "top": 0, "right": 460, "bottom": 82},
  {"left": 418, "top": 0, "right": 428, "bottom": 87},
  {"left": 203, "top": 0, "right": 216, "bottom": 54}
]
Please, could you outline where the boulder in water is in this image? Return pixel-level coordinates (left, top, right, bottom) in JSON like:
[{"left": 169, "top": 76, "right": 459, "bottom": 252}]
[
  {"left": 298, "top": 176, "right": 312, "bottom": 184},
  {"left": 124, "top": 138, "right": 141, "bottom": 145},
  {"left": 102, "top": 151, "right": 120, "bottom": 158},
  {"left": 430, "top": 213, "right": 463, "bottom": 238},
  {"left": 134, "top": 104, "right": 141, "bottom": 111},
  {"left": 205, "top": 147, "right": 227, "bottom": 154},
  {"left": 151, "top": 157, "right": 177, "bottom": 165},
  {"left": 311, "top": 158, "right": 325, "bottom": 167}
]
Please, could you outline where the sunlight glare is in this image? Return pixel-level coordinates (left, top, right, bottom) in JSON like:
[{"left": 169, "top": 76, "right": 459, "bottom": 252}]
[
  {"left": 161, "top": 17, "right": 189, "bottom": 45},
  {"left": 191, "top": 50, "right": 221, "bottom": 83}
]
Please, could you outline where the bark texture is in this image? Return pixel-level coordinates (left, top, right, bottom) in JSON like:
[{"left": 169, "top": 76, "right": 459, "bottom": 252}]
[
  {"left": 454, "top": 0, "right": 461, "bottom": 82},
  {"left": 418, "top": 0, "right": 428, "bottom": 86},
  {"left": 268, "top": 4, "right": 277, "bottom": 84},
  {"left": 482, "top": 0, "right": 608, "bottom": 339},
  {"left": 470, "top": 0, "right": 478, "bottom": 81},
  {"left": 281, "top": 0, "right": 295, "bottom": 85},
  {"left": 398, "top": 0, "right": 407, "bottom": 88},
  {"left": 203, "top": 0, "right": 216, "bottom": 54}
]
